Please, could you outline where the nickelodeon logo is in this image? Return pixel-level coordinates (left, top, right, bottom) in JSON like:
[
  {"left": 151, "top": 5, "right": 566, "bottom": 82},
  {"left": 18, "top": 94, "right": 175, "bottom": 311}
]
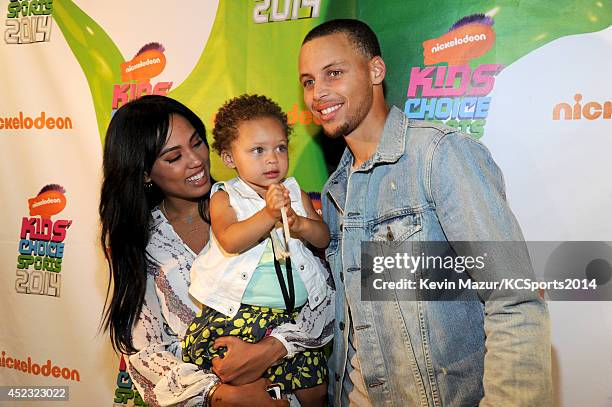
[
  {"left": 1, "top": 351, "right": 80, "bottom": 382},
  {"left": 0, "top": 112, "right": 72, "bottom": 130},
  {"left": 553, "top": 93, "right": 611, "bottom": 121},
  {"left": 423, "top": 15, "right": 495, "bottom": 66},
  {"left": 408, "top": 14, "right": 499, "bottom": 139},
  {"left": 113, "top": 42, "right": 172, "bottom": 109},
  {"left": 121, "top": 48, "right": 165, "bottom": 83},
  {"left": 28, "top": 185, "right": 67, "bottom": 219}
]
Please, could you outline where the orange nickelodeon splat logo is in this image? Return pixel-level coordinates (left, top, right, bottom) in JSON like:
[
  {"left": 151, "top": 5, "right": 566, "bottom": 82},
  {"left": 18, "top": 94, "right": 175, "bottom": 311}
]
[
  {"left": 27, "top": 184, "right": 67, "bottom": 219},
  {"left": 112, "top": 43, "right": 173, "bottom": 110},
  {"left": 120, "top": 47, "right": 166, "bottom": 83},
  {"left": 423, "top": 15, "right": 495, "bottom": 66}
]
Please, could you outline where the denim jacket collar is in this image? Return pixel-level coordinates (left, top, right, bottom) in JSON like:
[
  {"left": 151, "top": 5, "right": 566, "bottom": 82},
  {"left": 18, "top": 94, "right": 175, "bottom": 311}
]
[{"left": 326, "top": 106, "right": 407, "bottom": 213}]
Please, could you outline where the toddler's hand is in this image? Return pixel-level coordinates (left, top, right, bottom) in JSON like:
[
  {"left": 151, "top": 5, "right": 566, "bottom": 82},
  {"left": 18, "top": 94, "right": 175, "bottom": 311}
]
[
  {"left": 285, "top": 206, "right": 302, "bottom": 234},
  {"left": 264, "top": 184, "right": 290, "bottom": 220}
]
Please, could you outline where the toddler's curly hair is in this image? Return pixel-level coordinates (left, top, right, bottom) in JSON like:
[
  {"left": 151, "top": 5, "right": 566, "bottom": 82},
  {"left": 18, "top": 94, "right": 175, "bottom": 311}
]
[{"left": 212, "top": 94, "right": 293, "bottom": 154}]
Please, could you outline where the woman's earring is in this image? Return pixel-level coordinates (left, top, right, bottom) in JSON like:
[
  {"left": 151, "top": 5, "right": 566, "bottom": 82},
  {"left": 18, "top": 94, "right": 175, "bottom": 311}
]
[{"left": 144, "top": 181, "right": 153, "bottom": 190}]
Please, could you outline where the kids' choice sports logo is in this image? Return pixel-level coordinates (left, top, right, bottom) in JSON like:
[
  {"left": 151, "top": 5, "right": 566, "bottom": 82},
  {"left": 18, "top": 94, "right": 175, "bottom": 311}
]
[
  {"left": 5, "top": 0, "right": 53, "bottom": 45},
  {"left": 405, "top": 14, "right": 503, "bottom": 139},
  {"left": 112, "top": 43, "right": 173, "bottom": 110},
  {"left": 15, "top": 184, "right": 72, "bottom": 297},
  {"left": 253, "top": 0, "right": 320, "bottom": 24},
  {"left": 113, "top": 355, "right": 147, "bottom": 406}
]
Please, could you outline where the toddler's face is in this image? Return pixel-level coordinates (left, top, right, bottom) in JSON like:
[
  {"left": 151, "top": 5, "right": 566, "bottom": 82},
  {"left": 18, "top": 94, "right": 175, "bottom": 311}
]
[{"left": 222, "top": 116, "right": 289, "bottom": 196}]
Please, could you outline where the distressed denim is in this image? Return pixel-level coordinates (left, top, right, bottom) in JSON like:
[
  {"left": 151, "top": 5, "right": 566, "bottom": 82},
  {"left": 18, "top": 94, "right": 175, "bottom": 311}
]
[{"left": 322, "top": 107, "right": 552, "bottom": 406}]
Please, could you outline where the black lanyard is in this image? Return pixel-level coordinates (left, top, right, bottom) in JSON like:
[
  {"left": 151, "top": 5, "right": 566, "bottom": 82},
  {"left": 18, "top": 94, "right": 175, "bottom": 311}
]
[{"left": 270, "top": 241, "right": 295, "bottom": 321}]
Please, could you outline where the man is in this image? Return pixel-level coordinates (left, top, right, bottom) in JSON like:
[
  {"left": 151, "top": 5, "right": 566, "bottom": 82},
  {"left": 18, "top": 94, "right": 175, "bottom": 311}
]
[{"left": 299, "top": 19, "right": 552, "bottom": 406}]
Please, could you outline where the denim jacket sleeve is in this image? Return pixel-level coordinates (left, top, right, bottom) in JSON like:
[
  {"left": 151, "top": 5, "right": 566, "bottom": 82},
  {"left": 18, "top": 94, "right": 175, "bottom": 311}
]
[{"left": 429, "top": 133, "right": 553, "bottom": 406}]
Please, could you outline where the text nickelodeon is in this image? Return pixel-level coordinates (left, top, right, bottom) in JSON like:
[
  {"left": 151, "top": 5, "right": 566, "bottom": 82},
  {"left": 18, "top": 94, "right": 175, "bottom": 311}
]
[
  {"left": 1, "top": 350, "right": 80, "bottom": 382},
  {"left": 405, "top": 14, "right": 500, "bottom": 139},
  {"left": 423, "top": 23, "right": 495, "bottom": 66},
  {"left": 0, "top": 112, "right": 73, "bottom": 130},
  {"left": 553, "top": 93, "right": 612, "bottom": 121},
  {"left": 120, "top": 48, "right": 165, "bottom": 83}
]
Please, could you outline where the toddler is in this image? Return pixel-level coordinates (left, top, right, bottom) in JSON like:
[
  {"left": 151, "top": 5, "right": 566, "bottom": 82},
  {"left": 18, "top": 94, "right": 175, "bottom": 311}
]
[{"left": 184, "top": 94, "right": 330, "bottom": 406}]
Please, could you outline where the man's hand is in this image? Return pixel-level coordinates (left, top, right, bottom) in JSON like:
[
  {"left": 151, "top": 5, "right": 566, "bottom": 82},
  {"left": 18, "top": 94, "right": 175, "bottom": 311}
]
[
  {"left": 211, "top": 336, "right": 287, "bottom": 385},
  {"left": 211, "top": 378, "right": 289, "bottom": 407}
]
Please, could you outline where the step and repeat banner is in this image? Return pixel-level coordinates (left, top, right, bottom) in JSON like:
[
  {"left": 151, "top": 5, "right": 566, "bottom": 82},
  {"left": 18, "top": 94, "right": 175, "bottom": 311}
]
[{"left": 0, "top": 1, "right": 610, "bottom": 405}]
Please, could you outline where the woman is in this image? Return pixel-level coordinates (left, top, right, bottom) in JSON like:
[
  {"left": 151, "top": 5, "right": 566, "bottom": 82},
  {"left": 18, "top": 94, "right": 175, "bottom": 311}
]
[{"left": 99, "top": 95, "right": 334, "bottom": 407}]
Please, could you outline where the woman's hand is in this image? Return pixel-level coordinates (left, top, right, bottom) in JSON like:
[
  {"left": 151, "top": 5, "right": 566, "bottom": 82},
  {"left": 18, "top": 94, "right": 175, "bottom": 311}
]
[
  {"left": 211, "top": 336, "right": 287, "bottom": 385},
  {"left": 211, "top": 378, "right": 289, "bottom": 407}
]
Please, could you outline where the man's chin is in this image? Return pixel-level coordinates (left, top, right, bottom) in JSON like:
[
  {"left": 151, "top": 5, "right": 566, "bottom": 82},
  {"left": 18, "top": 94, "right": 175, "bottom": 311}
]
[{"left": 322, "top": 122, "right": 350, "bottom": 139}]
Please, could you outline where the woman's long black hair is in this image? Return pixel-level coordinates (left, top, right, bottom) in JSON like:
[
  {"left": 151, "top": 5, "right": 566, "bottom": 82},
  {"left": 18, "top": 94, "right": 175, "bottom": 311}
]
[{"left": 99, "top": 95, "right": 211, "bottom": 354}]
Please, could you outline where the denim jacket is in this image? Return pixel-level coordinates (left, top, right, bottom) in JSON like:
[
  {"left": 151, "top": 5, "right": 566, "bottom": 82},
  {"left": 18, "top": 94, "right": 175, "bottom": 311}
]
[{"left": 322, "top": 107, "right": 552, "bottom": 406}]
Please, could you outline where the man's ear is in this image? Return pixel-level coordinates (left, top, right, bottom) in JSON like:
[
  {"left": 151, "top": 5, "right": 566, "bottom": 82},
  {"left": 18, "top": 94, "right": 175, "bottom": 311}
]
[
  {"left": 221, "top": 151, "right": 236, "bottom": 168},
  {"left": 370, "top": 56, "right": 386, "bottom": 85}
]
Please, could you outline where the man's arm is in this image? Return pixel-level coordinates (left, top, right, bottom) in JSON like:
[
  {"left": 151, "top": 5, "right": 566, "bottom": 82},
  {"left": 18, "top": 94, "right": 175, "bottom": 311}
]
[{"left": 429, "top": 132, "right": 552, "bottom": 406}]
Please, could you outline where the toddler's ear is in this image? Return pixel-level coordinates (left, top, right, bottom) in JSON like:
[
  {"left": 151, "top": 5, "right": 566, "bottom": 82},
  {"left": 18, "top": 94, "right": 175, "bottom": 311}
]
[{"left": 221, "top": 151, "right": 236, "bottom": 168}]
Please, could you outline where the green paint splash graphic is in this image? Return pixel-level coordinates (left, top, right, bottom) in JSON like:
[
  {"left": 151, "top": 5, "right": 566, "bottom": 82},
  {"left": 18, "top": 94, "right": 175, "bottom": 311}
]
[{"left": 53, "top": 0, "right": 123, "bottom": 141}]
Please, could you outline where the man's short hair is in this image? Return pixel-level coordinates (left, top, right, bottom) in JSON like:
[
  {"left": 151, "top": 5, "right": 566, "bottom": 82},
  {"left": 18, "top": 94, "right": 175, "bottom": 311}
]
[{"left": 302, "top": 19, "right": 381, "bottom": 59}]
